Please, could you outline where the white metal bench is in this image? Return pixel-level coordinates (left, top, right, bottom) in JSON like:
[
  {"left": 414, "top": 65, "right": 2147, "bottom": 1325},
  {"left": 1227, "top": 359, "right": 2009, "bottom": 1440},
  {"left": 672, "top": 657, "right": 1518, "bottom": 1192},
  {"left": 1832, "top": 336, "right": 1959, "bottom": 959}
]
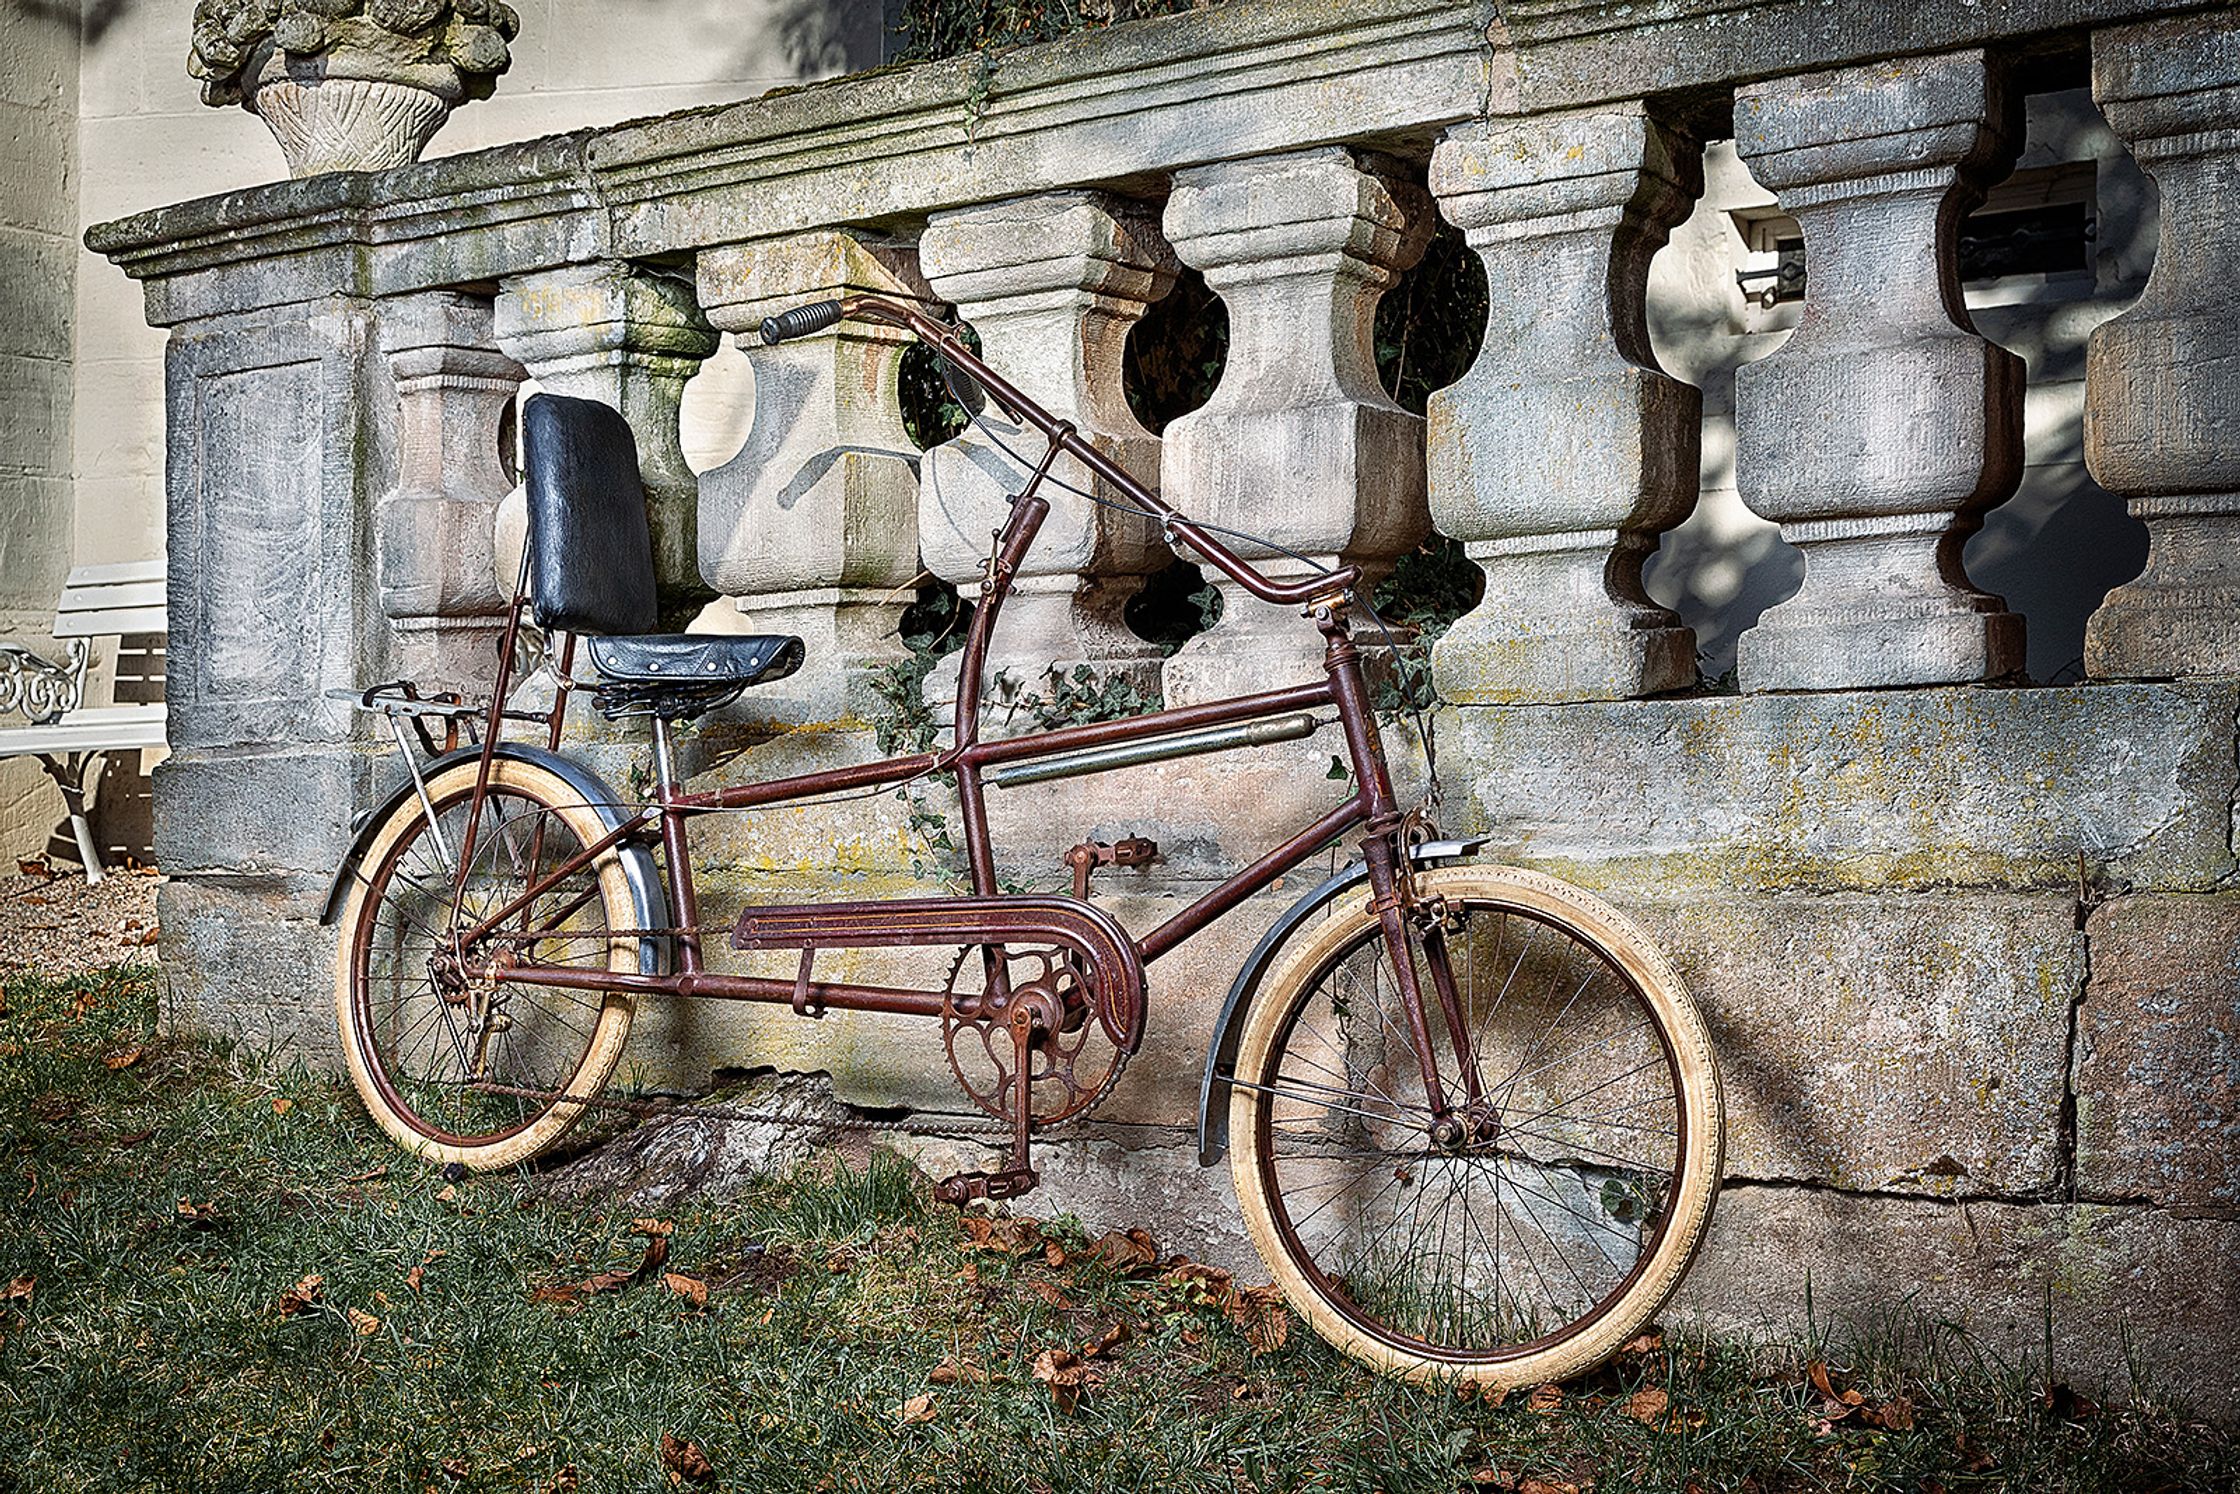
[{"left": 0, "top": 561, "right": 168, "bottom": 883}]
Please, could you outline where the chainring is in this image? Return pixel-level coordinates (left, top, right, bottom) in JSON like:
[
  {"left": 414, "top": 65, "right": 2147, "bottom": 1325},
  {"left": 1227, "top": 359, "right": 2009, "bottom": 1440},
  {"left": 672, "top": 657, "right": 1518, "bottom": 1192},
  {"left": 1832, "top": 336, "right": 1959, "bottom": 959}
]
[{"left": 940, "top": 944, "right": 1128, "bottom": 1129}]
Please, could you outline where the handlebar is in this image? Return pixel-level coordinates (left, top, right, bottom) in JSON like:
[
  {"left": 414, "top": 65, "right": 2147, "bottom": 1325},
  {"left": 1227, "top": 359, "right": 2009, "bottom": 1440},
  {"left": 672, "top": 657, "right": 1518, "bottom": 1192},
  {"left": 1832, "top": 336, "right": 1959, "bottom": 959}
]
[
  {"left": 760, "top": 300, "right": 846, "bottom": 344},
  {"left": 769, "top": 294, "right": 1358, "bottom": 611}
]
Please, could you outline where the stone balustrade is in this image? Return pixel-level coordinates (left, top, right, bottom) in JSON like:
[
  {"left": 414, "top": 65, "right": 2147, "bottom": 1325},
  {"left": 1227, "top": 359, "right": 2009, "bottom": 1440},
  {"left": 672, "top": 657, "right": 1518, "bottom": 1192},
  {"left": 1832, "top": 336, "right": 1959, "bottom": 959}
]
[{"left": 92, "top": 0, "right": 2240, "bottom": 1416}]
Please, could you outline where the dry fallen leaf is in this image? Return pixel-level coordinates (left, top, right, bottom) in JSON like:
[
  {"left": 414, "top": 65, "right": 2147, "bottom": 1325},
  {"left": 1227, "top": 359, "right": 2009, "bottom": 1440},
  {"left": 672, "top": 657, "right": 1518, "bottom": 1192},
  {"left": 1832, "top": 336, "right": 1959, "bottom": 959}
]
[
  {"left": 103, "top": 1046, "right": 144, "bottom": 1071},
  {"left": 347, "top": 1307, "right": 380, "bottom": 1336},
  {"left": 1221, "top": 1284, "right": 1290, "bottom": 1355},
  {"left": 270, "top": 1097, "right": 293, "bottom": 1116},
  {"left": 632, "top": 1218, "right": 675, "bottom": 1239},
  {"left": 543, "top": 1464, "right": 580, "bottom": 1494},
  {"left": 1527, "top": 1383, "right": 1565, "bottom": 1414},
  {"left": 1161, "top": 1260, "right": 1233, "bottom": 1300},
  {"left": 928, "top": 1358, "right": 985, "bottom": 1386},
  {"left": 406, "top": 1266, "right": 426, "bottom": 1294},
  {"left": 1023, "top": 1279, "right": 1074, "bottom": 1310},
  {"left": 1621, "top": 1387, "right": 1669, "bottom": 1425},
  {"left": 658, "top": 1432, "right": 713, "bottom": 1485},
  {"left": 175, "top": 1197, "right": 220, "bottom": 1230},
  {"left": 17, "top": 858, "right": 53, "bottom": 880},
  {"left": 1031, "top": 1347, "right": 1102, "bottom": 1413},
  {"left": 1080, "top": 1320, "right": 1132, "bottom": 1361},
  {"left": 1873, "top": 1393, "right": 1916, "bottom": 1431},
  {"left": 1082, "top": 1227, "right": 1160, "bottom": 1274},
  {"left": 532, "top": 1233, "right": 671, "bottom": 1310},
  {"left": 663, "top": 1272, "right": 709, "bottom": 1309},
  {"left": 1619, "top": 1330, "right": 1664, "bottom": 1357},
  {"left": 434, "top": 1184, "right": 458, "bottom": 1203},
  {"left": 895, "top": 1393, "right": 937, "bottom": 1426},
  {"left": 3, "top": 1276, "right": 32, "bottom": 1305},
  {"left": 273, "top": 1274, "right": 325, "bottom": 1318},
  {"left": 1517, "top": 1479, "right": 1579, "bottom": 1494},
  {"left": 958, "top": 1214, "right": 1044, "bottom": 1256}
]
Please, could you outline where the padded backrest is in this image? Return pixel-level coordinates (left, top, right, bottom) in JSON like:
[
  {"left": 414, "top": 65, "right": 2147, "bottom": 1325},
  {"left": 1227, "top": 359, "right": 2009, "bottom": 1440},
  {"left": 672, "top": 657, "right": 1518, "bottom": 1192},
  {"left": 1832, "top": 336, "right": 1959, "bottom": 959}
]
[{"left": 522, "top": 393, "right": 660, "bottom": 637}]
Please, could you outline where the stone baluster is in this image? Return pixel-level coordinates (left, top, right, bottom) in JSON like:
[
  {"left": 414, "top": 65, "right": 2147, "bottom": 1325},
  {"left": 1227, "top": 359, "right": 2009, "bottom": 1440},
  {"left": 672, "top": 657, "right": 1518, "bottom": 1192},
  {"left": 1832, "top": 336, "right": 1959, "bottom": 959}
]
[
  {"left": 695, "top": 231, "right": 938, "bottom": 724},
  {"left": 374, "top": 292, "right": 524, "bottom": 690},
  {"left": 1158, "top": 147, "right": 1433, "bottom": 703},
  {"left": 493, "top": 263, "right": 718, "bottom": 624},
  {"left": 1427, "top": 107, "right": 1702, "bottom": 703},
  {"left": 1731, "top": 51, "right": 2025, "bottom": 691},
  {"left": 918, "top": 192, "right": 1178, "bottom": 722},
  {"left": 2082, "top": 16, "right": 2240, "bottom": 679}
]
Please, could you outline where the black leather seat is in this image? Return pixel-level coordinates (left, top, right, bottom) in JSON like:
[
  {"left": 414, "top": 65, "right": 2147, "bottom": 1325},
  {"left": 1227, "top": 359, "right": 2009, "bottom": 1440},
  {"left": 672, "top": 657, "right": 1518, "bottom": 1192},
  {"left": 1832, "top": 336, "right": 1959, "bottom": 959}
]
[
  {"left": 522, "top": 394, "right": 806, "bottom": 720},
  {"left": 587, "top": 634, "right": 804, "bottom": 688}
]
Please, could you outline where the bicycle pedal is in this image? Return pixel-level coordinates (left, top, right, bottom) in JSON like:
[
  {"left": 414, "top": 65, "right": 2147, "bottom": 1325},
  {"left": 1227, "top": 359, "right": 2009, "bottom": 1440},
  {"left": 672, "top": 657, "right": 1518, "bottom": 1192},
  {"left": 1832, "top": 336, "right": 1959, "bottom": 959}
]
[{"left": 933, "top": 1166, "right": 1040, "bottom": 1206}]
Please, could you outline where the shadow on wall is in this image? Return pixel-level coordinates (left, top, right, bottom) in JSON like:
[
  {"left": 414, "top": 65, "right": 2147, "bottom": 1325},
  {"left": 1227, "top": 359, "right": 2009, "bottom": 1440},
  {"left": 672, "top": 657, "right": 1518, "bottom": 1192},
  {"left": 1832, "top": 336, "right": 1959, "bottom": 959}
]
[{"left": 14, "top": 0, "right": 138, "bottom": 44}]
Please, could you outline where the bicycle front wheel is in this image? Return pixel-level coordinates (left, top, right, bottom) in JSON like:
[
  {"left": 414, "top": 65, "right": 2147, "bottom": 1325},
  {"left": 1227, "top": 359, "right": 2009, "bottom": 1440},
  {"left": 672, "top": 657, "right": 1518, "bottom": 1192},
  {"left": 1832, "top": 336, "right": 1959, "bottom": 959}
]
[
  {"left": 1229, "top": 865, "right": 1721, "bottom": 1387},
  {"left": 333, "top": 755, "right": 642, "bottom": 1171}
]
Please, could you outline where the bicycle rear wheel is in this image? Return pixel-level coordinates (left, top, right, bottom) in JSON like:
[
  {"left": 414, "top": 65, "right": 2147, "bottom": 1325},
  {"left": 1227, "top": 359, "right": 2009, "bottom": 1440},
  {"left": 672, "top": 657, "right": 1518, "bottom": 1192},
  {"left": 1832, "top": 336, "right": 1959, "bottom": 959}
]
[
  {"left": 333, "top": 756, "right": 641, "bottom": 1171},
  {"left": 1229, "top": 865, "right": 1721, "bottom": 1387}
]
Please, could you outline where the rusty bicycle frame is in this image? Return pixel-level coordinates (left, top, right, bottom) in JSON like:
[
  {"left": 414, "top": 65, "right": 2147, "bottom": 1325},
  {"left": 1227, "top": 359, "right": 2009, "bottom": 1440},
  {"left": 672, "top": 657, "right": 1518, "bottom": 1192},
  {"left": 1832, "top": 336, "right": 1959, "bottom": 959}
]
[{"left": 434, "top": 295, "right": 1480, "bottom": 1202}]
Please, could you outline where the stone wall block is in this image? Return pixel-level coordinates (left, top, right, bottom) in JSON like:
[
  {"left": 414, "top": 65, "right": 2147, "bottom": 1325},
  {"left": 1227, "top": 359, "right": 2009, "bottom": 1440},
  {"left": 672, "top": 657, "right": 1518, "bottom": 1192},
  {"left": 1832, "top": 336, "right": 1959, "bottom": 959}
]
[
  {"left": 2083, "top": 16, "right": 2240, "bottom": 679},
  {"left": 919, "top": 192, "right": 1178, "bottom": 722},
  {"left": 694, "top": 231, "right": 939, "bottom": 724},
  {"left": 2076, "top": 894, "right": 2240, "bottom": 1209},
  {"left": 1159, "top": 147, "right": 1433, "bottom": 703},
  {"left": 1733, "top": 51, "right": 2026, "bottom": 691},
  {"left": 1428, "top": 106, "right": 1703, "bottom": 704},
  {"left": 1678, "top": 1189, "right": 2240, "bottom": 1419},
  {"left": 374, "top": 290, "right": 525, "bottom": 690},
  {"left": 1627, "top": 892, "right": 2078, "bottom": 1194},
  {"left": 1442, "top": 684, "right": 2239, "bottom": 896},
  {"left": 494, "top": 263, "right": 719, "bottom": 620}
]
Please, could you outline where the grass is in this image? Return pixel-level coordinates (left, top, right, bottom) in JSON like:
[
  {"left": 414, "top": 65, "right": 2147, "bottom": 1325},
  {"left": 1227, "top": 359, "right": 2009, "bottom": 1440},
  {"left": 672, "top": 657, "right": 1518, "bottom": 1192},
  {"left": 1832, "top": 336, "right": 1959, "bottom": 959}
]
[{"left": 2, "top": 965, "right": 2235, "bottom": 1493}]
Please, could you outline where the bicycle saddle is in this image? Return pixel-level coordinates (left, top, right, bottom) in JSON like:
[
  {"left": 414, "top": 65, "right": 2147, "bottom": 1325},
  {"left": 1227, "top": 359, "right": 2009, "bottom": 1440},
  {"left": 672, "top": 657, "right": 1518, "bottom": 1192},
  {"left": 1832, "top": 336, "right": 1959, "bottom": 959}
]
[{"left": 587, "top": 634, "right": 803, "bottom": 687}]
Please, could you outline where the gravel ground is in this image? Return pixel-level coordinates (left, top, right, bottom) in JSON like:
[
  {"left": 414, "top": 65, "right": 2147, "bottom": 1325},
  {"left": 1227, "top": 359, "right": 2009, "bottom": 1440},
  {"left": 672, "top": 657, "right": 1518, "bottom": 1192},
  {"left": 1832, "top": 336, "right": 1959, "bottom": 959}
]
[{"left": 0, "top": 862, "right": 162, "bottom": 979}]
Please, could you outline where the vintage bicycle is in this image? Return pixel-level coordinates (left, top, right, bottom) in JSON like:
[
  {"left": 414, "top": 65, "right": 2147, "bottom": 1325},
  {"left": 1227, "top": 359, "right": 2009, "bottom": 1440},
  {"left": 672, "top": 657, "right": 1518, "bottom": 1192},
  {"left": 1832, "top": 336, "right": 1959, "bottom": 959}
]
[{"left": 322, "top": 295, "right": 1723, "bottom": 1387}]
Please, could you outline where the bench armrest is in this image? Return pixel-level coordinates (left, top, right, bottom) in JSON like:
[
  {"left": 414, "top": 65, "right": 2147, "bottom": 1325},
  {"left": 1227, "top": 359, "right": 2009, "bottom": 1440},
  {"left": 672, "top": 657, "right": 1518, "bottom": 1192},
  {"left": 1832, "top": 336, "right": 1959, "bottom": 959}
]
[{"left": 0, "top": 638, "right": 89, "bottom": 725}]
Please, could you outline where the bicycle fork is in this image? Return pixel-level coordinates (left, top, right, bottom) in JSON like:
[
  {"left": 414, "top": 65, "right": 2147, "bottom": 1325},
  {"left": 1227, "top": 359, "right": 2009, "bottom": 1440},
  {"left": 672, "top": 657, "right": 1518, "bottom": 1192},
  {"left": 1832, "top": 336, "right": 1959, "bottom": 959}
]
[{"left": 1317, "top": 603, "right": 1485, "bottom": 1144}]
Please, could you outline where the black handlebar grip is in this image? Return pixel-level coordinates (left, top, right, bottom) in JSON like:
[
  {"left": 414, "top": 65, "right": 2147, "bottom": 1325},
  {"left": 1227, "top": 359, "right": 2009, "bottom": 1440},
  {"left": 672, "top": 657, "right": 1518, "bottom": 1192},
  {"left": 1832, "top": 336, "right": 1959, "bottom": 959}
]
[{"left": 759, "top": 300, "right": 846, "bottom": 345}]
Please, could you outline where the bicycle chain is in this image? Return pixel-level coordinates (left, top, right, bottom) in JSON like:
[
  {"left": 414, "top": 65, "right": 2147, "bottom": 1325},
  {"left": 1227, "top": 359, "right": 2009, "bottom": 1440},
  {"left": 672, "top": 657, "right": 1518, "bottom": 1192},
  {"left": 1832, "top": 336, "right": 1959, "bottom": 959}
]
[{"left": 465, "top": 1080, "right": 1014, "bottom": 1142}]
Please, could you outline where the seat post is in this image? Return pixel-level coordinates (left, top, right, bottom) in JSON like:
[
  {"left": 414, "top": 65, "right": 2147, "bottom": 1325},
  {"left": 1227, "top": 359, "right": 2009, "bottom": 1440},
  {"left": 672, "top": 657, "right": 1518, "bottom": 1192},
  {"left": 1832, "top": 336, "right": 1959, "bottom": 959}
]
[{"left": 650, "top": 715, "right": 679, "bottom": 800}]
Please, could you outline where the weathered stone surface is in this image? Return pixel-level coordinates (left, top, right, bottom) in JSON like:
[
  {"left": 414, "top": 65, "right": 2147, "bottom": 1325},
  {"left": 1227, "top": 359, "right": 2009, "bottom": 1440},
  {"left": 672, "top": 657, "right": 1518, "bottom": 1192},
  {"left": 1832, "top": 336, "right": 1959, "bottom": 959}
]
[
  {"left": 159, "top": 876, "right": 343, "bottom": 1067},
  {"left": 1733, "top": 51, "right": 2025, "bottom": 690},
  {"left": 494, "top": 263, "right": 717, "bottom": 618},
  {"left": 1159, "top": 147, "right": 1432, "bottom": 703},
  {"left": 2077, "top": 894, "right": 2240, "bottom": 1209},
  {"left": 1443, "top": 685, "right": 2239, "bottom": 896},
  {"left": 533, "top": 1072, "right": 867, "bottom": 1209},
  {"left": 1677, "top": 1187, "right": 2240, "bottom": 1418},
  {"left": 692, "top": 232, "right": 934, "bottom": 724},
  {"left": 919, "top": 192, "right": 1175, "bottom": 720},
  {"left": 1428, "top": 106, "right": 1701, "bottom": 704},
  {"left": 2083, "top": 15, "right": 2240, "bottom": 680},
  {"left": 153, "top": 748, "right": 363, "bottom": 878},
  {"left": 374, "top": 290, "right": 521, "bottom": 691},
  {"left": 1625, "top": 893, "right": 2079, "bottom": 1194}
]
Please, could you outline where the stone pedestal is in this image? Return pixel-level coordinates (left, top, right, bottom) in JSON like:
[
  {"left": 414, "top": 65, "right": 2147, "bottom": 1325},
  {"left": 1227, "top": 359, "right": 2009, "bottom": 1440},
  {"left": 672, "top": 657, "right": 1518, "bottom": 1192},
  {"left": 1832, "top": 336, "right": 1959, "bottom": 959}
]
[
  {"left": 374, "top": 291, "right": 524, "bottom": 692},
  {"left": 1158, "top": 148, "right": 1433, "bottom": 704},
  {"left": 918, "top": 192, "right": 1177, "bottom": 726},
  {"left": 1732, "top": 51, "right": 2025, "bottom": 691},
  {"left": 1428, "top": 107, "right": 1702, "bottom": 705},
  {"left": 494, "top": 263, "right": 718, "bottom": 624},
  {"left": 695, "top": 232, "right": 937, "bottom": 725},
  {"left": 2083, "top": 16, "right": 2240, "bottom": 680},
  {"left": 155, "top": 298, "right": 386, "bottom": 1061}
]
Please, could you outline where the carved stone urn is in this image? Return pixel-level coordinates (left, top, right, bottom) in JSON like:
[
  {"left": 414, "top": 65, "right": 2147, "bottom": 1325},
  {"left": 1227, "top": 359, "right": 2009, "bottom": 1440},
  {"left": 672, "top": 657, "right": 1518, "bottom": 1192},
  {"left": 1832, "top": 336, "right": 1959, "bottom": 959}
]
[{"left": 190, "top": 1, "right": 519, "bottom": 178}]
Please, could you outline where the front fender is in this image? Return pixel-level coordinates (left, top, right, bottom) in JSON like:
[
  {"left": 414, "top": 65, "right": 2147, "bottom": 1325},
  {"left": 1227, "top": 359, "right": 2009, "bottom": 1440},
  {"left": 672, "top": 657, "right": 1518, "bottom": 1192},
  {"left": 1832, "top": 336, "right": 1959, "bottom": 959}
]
[
  {"left": 318, "top": 744, "right": 669, "bottom": 977},
  {"left": 1195, "top": 838, "right": 1487, "bottom": 1166}
]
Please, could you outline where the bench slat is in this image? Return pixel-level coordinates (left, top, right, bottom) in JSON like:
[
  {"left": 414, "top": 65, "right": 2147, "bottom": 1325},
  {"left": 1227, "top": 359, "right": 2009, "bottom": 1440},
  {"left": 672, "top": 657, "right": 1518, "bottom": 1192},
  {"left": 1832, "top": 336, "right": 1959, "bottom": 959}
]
[{"left": 0, "top": 705, "right": 167, "bottom": 757}]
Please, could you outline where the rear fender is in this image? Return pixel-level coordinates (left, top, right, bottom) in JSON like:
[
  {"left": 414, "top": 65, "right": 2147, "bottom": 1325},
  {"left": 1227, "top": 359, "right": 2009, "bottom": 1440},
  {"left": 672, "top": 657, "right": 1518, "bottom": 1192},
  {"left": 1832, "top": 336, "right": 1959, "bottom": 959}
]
[
  {"left": 318, "top": 743, "right": 670, "bottom": 977},
  {"left": 1194, "top": 838, "right": 1487, "bottom": 1166}
]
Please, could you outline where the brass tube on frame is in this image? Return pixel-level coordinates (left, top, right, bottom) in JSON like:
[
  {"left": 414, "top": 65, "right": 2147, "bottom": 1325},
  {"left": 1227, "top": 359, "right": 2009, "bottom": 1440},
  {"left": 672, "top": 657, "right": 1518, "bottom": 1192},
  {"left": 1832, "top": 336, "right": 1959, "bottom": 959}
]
[{"left": 984, "top": 713, "right": 1320, "bottom": 789}]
